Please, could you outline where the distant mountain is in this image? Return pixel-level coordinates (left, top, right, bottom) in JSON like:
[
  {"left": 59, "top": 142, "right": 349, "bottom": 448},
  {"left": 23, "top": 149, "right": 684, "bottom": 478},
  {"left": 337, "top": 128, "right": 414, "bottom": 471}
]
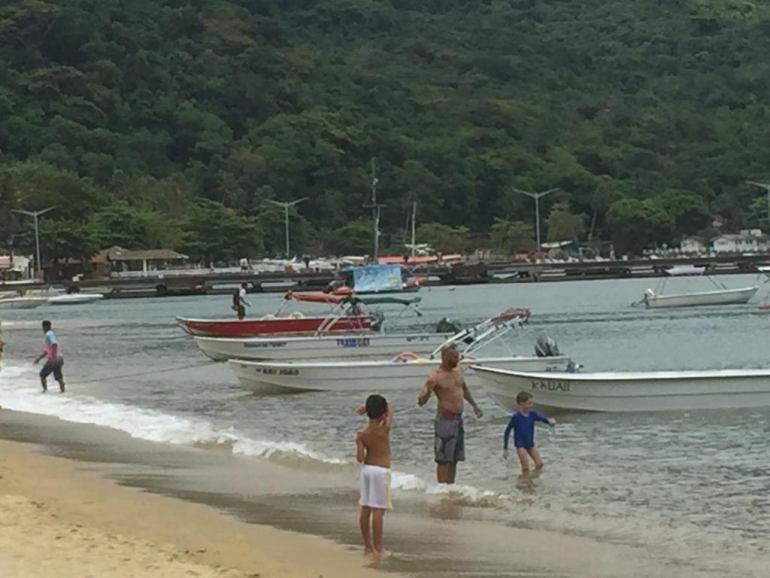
[{"left": 1, "top": 0, "right": 769, "bottom": 260}]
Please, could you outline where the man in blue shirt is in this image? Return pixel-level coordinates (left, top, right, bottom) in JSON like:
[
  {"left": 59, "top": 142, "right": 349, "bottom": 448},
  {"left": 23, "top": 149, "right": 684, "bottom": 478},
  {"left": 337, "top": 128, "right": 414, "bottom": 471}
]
[
  {"left": 503, "top": 391, "right": 555, "bottom": 473},
  {"left": 33, "top": 320, "right": 65, "bottom": 393}
]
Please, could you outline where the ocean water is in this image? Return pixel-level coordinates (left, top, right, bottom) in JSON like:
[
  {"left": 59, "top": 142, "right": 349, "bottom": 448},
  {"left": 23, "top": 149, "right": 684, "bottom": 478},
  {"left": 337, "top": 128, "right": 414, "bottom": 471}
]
[{"left": 1, "top": 274, "right": 769, "bottom": 575}]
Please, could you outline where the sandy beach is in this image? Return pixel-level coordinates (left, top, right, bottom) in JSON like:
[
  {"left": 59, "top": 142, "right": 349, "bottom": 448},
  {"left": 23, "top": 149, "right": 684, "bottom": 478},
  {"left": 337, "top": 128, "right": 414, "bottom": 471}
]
[
  {"left": 0, "top": 406, "right": 707, "bottom": 578},
  {"left": 0, "top": 433, "right": 396, "bottom": 578}
]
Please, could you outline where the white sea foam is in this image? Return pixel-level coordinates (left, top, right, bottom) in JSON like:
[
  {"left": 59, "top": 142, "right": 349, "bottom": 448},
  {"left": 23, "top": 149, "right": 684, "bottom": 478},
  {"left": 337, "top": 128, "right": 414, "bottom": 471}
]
[
  {"left": 0, "top": 363, "right": 496, "bottom": 498},
  {"left": 0, "top": 363, "right": 346, "bottom": 465},
  {"left": 232, "top": 437, "right": 347, "bottom": 464}
]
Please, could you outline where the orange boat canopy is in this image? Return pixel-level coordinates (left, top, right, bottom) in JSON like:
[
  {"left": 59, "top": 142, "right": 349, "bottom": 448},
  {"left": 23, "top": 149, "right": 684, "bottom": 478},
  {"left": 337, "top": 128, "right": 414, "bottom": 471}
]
[{"left": 283, "top": 291, "right": 345, "bottom": 304}]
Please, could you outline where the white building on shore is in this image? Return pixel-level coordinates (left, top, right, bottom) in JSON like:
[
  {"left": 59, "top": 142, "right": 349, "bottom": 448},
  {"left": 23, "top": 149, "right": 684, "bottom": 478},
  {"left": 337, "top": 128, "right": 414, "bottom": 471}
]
[
  {"left": 712, "top": 229, "right": 769, "bottom": 254},
  {"left": 0, "top": 255, "right": 33, "bottom": 280},
  {"left": 679, "top": 237, "right": 707, "bottom": 254}
]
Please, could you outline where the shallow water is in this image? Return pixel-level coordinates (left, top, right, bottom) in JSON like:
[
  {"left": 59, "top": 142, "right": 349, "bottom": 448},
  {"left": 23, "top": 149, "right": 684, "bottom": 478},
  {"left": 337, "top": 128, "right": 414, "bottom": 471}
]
[{"left": 1, "top": 274, "right": 769, "bottom": 575}]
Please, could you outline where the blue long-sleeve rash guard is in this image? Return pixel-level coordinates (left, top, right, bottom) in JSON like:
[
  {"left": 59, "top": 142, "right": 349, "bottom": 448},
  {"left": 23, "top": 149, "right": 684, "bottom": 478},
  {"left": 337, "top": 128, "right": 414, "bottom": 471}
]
[{"left": 503, "top": 410, "right": 550, "bottom": 450}]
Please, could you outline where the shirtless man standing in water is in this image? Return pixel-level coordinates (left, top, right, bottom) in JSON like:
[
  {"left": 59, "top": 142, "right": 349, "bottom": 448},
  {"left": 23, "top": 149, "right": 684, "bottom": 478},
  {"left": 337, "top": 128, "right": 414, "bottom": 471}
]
[{"left": 417, "top": 344, "right": 483, "bottom": 484}]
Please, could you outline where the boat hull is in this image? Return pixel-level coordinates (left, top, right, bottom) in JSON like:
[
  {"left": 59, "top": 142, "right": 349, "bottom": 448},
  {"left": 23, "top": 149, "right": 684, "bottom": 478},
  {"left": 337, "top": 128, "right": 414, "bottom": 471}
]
[
  {"left": 48, "top": 294, "right": 104, "bottom": 305},
  {"left": 474, "top": 366, "right": 770, "bottom": 413},
  {"left": 644, "top": 287, "right": 757, "bottom": 309},
  {"left": 178, "top": 316, "right": 373, "bottom": 338},
  {"left": 229, "top": 356, "right": 573, "bottom": 395},
  {"left": 194, "top": 332, "right": 450, "bottom": 361},
  {"left": 0, "top": 297, "right": 48, "bottom": 309}
]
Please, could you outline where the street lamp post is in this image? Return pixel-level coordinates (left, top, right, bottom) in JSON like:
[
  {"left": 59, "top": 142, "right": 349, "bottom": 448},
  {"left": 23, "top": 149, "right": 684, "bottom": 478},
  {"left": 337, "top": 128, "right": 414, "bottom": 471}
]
[
  {"left": 363, "top": 158, "right": 385, "bottom": 262},
  {"left": 267, "top": 198, "right": 307, "bottom": 258},
  {"left": 747, "top": 181, "right": 770, "bottom": 230},
  {"left": 11, "top": 206, "right": 55, "bottom": 278},
  {"left": 511, "top": 187, "right": 559, "bottom": 252}
]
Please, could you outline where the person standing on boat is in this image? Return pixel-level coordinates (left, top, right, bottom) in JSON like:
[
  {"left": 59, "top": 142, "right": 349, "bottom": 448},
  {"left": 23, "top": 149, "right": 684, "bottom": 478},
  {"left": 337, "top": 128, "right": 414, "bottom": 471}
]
[
  {"left": 417, "top": 344, "right": 483, "bottom": 484},
  {"left": 33, "top": 320, "right": 65, "bottom": 393},
  {"left": 233, "top": 283, "right": 251, "bottom": 320}
]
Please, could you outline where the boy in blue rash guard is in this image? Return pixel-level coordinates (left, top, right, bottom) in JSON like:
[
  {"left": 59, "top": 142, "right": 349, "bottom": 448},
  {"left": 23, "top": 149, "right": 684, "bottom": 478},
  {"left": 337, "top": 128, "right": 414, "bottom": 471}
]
[{"left": 503, "top": 391, "right": 555, "bottom": 473}]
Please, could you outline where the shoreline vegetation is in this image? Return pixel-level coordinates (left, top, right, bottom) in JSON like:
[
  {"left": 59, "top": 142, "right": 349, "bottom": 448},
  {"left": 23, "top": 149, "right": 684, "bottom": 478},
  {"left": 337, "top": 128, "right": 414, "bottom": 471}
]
[{"left": 1, "top": 1, "right": 770, "bottom": 267}]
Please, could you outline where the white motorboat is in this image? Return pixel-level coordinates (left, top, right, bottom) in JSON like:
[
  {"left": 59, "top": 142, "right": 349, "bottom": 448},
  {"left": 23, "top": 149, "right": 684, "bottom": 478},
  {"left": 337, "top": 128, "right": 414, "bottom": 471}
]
[
  {"left": 663, "top": 265, "right": 706, "bottom": 277},
  {"left": 639, "top": 265, "right": 759, "bottom": 309},
  {"left": 228, "top": 308, "right": 573, "bottom": 395},
  {"left": 194, "top": 332, "right": 451, "bottom": 362},
  {"left": 638, "top": 267, "right": 757, "bottom": 308},
  {"left": 0, "top": 295, "right": 48, "bottom": 309},
  {"left": 641, "top": 286, "right": 757, "bottom": 308},
  {"left": 473, "top": 366, "right": 770, "bottom": 413},
  {"left": 48, "top": 293, "right": 104, "bottom": 305},
  {"left": 230, "top": 354, "right": 572, "bottom": 395}
]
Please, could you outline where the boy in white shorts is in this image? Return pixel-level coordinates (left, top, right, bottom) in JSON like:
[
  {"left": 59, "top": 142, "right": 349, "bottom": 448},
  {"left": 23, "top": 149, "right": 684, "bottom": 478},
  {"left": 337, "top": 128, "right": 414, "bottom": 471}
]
[{"left": 355, "top": 394, "right": 393, "bottom": 555}]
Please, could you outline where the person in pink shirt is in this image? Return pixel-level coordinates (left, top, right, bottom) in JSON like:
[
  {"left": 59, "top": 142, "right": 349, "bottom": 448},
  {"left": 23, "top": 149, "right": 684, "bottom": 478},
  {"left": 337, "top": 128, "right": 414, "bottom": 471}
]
[{"left": 33, "top": 320, "right": 65, "bottom": 393}]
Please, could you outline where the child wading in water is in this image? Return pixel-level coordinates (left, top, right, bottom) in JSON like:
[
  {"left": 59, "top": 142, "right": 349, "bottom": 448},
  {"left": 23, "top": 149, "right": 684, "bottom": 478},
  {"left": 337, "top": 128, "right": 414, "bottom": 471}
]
[
  {"left": 355, "top": 394, "right": 393, "bottom": 555},
  {"left": 503, "top": 391, "right": 555, "bottom": 473}
]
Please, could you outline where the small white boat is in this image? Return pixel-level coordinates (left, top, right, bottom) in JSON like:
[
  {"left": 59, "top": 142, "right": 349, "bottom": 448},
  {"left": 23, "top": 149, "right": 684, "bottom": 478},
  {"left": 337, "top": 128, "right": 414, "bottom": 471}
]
[
  {"left": 663, "top": 265, "right": 706, "bottom": 277},
  {"left": 48, "top": 293, "right": 104, "bottom": 305},
  {"left": 473, "top": 366, "right": 770, "bottom": 413},
  {"left": 0, "top": 296, "right": 48, "bottom": 309},
  {"left": 194, "top": 332, "right": 451, "bottom": 362},
  {"left": 641, "top": 286, "right": 757, "bottom": 308},
  {"left": 228, "top": 308, "right": 573, "bottom": 395}
]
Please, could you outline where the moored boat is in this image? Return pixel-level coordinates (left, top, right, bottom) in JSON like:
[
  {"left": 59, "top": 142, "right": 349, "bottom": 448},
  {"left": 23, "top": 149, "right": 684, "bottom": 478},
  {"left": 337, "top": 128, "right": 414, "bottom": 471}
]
[
  {"left": 229, "top": 354, "right": 572, "bottom": 395},
  {"left": 473, "top": 366, "right": 770, "bottom": 413},
  {"left": 638, "top": 266, "right": 758, "bottom": 308},
  {"left": 178, "top": 291, "right": 376, "bottom": 337},
  {"left": 0, "top": 296, "right": 48, "bottom": 309},
  {"left": 192, "top": 294, "right": 440, "bottom": 361},
  {"left": 195, "top": 331, "right": 450, "bottom": 362},
  {"left": 641, "top": 286, "right": 758, "bottom": 308},
  {"left": 178, "top": 315, "right": 373, "bottom": 338},
  {"left": 227, "top": 308, "right": 573, "bottom": 395},
  {"left": 178, "top": 292, "right": 425, "bottom": 338},
  {"left": 48, "top": 293, "right": 104, "bottom": 305}
]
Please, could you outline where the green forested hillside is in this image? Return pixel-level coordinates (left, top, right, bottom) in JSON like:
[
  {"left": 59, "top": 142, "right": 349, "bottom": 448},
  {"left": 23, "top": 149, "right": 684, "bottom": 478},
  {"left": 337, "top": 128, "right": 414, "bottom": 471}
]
[{"left": 1, "top": 0, "right": 770, "bottom": 262}]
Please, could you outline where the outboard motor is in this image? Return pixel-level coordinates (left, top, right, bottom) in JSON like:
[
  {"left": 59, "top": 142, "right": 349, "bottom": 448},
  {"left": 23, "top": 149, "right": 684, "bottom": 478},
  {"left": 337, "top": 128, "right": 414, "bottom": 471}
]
[
  {"left": 535, "top": 336, "right": 560, "bottom": 358},
  {"left": 436, "top": 317, "right": 460, "bottom": 334}
]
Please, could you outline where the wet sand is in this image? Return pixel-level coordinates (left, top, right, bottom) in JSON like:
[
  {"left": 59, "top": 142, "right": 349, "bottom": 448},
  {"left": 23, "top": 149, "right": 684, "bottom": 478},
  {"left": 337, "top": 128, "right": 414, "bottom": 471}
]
[
  {"left": 0, "top": 408, "right": 697, "bottom": 578},
  {"left": 0, "top": 410, "right": 398, "bottom": 578}
]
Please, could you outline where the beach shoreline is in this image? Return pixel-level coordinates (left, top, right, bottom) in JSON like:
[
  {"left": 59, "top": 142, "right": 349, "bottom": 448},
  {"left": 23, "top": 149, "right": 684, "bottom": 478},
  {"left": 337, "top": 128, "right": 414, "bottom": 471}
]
[
  {"left": 0, "top": 407, "right": 717, "bottom": 578},
  {"left": 0, "top": 411, "right": 400, "bottom": 578}
]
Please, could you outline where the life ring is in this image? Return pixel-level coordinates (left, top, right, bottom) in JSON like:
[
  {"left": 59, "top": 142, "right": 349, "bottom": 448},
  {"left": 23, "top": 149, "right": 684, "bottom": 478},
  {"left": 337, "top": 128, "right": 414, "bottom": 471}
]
[{"left": 392, "top": 351, "right": 419, "bottom": 363}]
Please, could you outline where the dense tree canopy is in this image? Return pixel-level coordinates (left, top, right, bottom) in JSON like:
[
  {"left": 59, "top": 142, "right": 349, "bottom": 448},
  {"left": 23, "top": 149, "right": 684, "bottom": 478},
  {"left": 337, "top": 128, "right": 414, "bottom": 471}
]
[{"left": 1, "top": 0, "right": 770, "bottom": 263}]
